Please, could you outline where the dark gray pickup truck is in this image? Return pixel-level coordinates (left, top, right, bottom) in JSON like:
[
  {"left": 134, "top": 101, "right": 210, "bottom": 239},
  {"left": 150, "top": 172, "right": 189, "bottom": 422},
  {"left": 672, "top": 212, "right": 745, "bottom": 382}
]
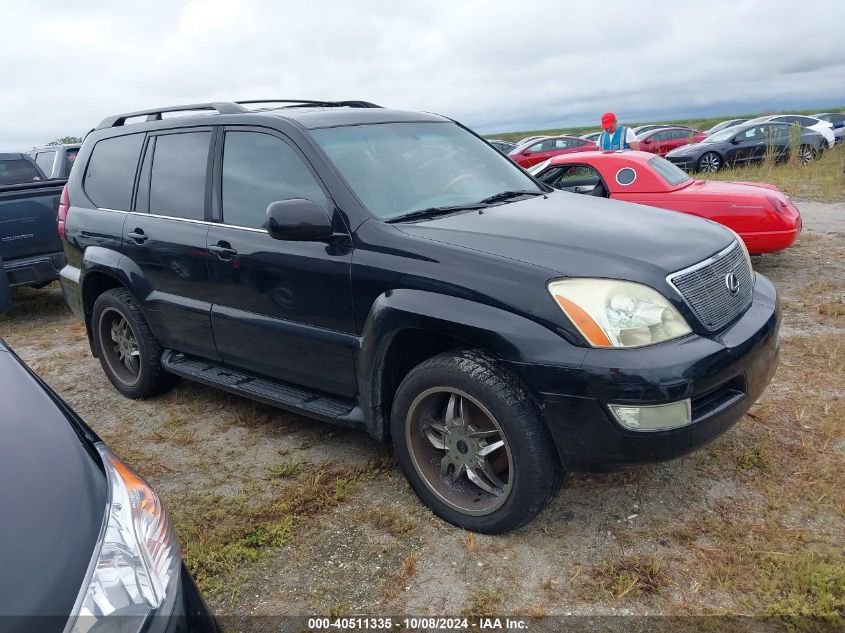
[{"left": 0, "top": 153, "right": 66, "bottom": 289}]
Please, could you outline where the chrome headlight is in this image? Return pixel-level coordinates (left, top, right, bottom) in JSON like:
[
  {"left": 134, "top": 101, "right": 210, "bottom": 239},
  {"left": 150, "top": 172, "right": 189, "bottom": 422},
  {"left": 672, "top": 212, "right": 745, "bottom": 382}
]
[
  {"left": 67, "top": 444, "right": 180, "bottom": 631},
  {"left": 548, "top": 279, "right": 692, "bottom": 348}
]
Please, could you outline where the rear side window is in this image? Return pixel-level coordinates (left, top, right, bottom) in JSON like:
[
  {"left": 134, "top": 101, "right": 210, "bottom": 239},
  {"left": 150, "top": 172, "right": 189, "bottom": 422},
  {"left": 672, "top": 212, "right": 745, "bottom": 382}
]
[
  {"left": 34, "top": 151, "right": 57, "bottom": 175},
  {"left": 149, "top": 132, "right": 210, "bottom": 220},
  {"left": 84, "top": 134, "right": 144, "bottom": 210},
  {"left": 0, "top": 159, "right": 42, "bottom": 185},
  {"left": 221, "top": 131, "right": 327, "bottom": 228}
]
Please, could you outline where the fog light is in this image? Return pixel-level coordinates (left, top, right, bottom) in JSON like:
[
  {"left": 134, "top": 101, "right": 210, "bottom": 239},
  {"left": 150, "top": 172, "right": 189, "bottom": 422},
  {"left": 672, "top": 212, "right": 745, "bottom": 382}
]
[{"left": 608, "top": 399, "right": 692, "bottom": 431}]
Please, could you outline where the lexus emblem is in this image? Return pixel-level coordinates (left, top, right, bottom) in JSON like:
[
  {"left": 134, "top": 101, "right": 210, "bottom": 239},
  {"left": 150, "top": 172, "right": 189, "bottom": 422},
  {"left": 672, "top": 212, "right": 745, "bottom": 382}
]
[{"left": 725, "top": 272, "right": 740, "bottom": 294}]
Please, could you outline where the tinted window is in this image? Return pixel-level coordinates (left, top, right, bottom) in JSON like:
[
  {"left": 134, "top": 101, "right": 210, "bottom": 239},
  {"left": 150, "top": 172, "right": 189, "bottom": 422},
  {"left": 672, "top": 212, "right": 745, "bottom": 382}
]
[
  {"left": 62, "top": 149, "right": 79, "bottom": 178},
  {"left": 649, "top": 156, "right": 691, "bottom": 187},
  {"left": 34, "top": 151, "right": 56, "bottom": 174},
  {"left": 0, "top": 159, "right": 42, "bottom": 185},
  {"left": 149, "top": 132, "right": 210, "bottom": 220},
  {"left": 615, "top": 167, "right": 637, "bottom": 185},
  {"left": 84, "top": 133, "right": 144, "bottom": 210},
  {"left": 795, "top": 116, "right": 818, "bottom": 126},
  {"left": 222, "top": 131, "right": 327, "bottom": 228},
  {"left": 650, "top": 130, "right": 671, "bottom": 141}
]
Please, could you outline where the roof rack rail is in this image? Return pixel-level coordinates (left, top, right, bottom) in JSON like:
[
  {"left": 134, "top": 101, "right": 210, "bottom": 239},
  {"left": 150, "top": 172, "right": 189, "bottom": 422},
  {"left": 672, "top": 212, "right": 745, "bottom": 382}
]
[
  {"left": 95, "top": 99, "right": 383, "bottom": 130},
  {"left": 235, "top": 99, "right": 383, "bottom": 109},
  {"left": 95, "top": 102, "right": 248, "bottom": 130}
]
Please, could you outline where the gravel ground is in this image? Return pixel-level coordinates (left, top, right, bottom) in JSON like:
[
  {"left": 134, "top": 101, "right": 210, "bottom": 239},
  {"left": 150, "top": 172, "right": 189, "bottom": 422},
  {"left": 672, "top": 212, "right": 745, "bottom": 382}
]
[{"left": 1, "top": 199, "right": 842, "bottom": 622}]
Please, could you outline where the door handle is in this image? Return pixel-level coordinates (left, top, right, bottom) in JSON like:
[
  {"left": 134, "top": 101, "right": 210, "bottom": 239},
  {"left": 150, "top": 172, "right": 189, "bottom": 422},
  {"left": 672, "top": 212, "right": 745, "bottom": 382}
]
[
  {"left": 208, "top": 241, "right": 238, "bottom": 260},
  {"left": 127, "top": 229, "right": 148, "bottom": 243}
]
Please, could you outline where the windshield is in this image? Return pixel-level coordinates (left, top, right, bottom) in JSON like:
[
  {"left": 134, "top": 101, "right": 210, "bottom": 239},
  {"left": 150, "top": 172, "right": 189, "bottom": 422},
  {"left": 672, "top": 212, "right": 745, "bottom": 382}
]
[
  {"left": 648, "top": 156, "right": 692, "bottom": 187},
  {"left": 705, "top": 127, "right": 740, "bottom": 143},
  {"left": 313, "top": 122, "right": 542, "bottom": 220}
]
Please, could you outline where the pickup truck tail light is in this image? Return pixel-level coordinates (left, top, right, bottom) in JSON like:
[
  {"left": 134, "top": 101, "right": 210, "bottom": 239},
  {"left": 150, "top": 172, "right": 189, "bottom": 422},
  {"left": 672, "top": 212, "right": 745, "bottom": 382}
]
[{"left": 57, "top": 184, "right": 69, "bottom": 238}]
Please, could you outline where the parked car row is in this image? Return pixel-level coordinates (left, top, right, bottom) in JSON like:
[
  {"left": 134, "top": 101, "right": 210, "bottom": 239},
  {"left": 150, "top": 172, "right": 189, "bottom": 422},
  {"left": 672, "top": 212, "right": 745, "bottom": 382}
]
[{"left": 554, "top": 112, "right": 841, "bottom": 173}]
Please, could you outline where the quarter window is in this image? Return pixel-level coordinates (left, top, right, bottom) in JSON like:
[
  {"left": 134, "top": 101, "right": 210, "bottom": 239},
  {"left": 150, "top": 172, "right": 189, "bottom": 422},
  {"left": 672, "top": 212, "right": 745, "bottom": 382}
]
[
  {"left": 148, "top": 132, "right": 210, "bottom": 221},
  {"left": 615, "top": 167, "right": 637, "bottom": 185},
  {"left": 222, "top": 131, "right": 327, "bottom": 229},
  {"left": 84, "top": 133, "right": 145, "bottom": 210}
]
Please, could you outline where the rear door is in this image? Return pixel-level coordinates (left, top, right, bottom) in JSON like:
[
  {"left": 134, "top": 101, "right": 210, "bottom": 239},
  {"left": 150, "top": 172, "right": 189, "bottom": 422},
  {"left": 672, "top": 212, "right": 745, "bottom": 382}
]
[
  {"left": 123, "top": 129, "right": 219, "bottom": 360},
  {"left": 206, "top": 127, "right": 356, "bottom": 396}
]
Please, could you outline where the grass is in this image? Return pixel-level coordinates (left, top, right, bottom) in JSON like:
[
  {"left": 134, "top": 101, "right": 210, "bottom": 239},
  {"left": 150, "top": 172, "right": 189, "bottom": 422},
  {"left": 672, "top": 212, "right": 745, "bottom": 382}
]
[
  {"left": 707, "top": 143, "right": 845, "bottom": 201},
  {"left": 167, "top": 457, "right": 393, "bottom": 598}
]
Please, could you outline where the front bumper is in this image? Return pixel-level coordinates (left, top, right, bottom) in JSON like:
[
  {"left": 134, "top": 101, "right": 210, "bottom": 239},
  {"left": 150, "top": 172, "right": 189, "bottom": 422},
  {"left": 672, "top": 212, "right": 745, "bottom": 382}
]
[
  {"left": 665, "top": 155, "right": 697, "bottom": 171},
  {"left": 508, "top": 273, "right": 780, "bottom": 471}
]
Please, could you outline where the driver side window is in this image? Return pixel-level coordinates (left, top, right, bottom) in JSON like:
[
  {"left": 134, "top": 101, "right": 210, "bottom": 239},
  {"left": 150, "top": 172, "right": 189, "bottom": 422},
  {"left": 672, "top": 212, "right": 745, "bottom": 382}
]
[{"left": 222, "top": 131, "right": 328, "bottom": 229}]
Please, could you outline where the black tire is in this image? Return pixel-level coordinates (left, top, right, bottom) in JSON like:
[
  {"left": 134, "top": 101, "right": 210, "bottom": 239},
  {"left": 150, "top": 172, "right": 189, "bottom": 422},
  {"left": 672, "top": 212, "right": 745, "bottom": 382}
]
[
  {"left": 91, "top": 288, "right": 178, "bottom": 398},
  {"left": 390, "top": 349, "right": 563, "bottom": 534},
  {"left": 797, "top": 144, "right": 817, "bottom": 165},
  {"left": 697, "top": 152, "right": 721, "bottom": 173}
]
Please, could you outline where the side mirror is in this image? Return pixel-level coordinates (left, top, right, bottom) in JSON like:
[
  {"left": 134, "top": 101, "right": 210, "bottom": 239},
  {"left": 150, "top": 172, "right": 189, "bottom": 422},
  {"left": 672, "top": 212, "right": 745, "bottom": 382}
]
[
  {"left": 0, "top": 257, "right": 10, "bottom": 315},
  {"left": 730, "top": 137, "right": 741, "bottom": 144},
  {"left": 642, "top": 137, "right": 652, "bottom": 144},
  {"left": 522, "top": 149, "right": 532, "bottom": 156},
  {"left": 266, "top": 199, "right": 333, "bottom": 242}
]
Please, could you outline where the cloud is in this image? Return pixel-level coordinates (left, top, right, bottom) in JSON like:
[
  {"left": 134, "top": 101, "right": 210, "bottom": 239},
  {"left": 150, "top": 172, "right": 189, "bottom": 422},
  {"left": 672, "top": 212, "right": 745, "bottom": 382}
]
[{"left": 2, "top": 0, "right": 843, "bottom": 150}]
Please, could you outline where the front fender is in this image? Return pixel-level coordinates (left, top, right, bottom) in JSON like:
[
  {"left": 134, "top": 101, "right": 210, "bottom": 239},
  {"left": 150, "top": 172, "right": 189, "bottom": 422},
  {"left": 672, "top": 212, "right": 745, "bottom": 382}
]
[{"left": 357, "top": 289, "right": 587, "bottom": 439}]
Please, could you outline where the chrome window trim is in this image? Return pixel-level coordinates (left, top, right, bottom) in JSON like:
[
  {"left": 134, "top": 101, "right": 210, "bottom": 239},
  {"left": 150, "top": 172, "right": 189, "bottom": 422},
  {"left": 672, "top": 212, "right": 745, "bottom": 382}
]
[{"left": 103, "top": 208, "right": 270, "bottom": 233}]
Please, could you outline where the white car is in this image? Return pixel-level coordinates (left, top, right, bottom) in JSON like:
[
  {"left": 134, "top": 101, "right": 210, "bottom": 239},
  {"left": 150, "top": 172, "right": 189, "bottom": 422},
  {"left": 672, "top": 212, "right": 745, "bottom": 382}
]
[{"left": 746, "top": 114, "right": 835, "bottom": 148}]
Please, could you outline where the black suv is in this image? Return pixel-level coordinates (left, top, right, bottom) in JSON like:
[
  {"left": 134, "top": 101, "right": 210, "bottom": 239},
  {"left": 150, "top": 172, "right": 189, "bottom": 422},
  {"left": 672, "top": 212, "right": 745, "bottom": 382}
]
[{"left": 59, "top": 100, "right": 779, "bottom": 533}]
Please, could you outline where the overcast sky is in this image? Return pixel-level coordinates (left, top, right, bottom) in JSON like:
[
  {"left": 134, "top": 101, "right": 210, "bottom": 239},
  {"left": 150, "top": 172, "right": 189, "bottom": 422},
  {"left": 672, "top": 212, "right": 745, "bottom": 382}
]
[{"left": 2, "top": 0, "right": 843, "bottom": 150}]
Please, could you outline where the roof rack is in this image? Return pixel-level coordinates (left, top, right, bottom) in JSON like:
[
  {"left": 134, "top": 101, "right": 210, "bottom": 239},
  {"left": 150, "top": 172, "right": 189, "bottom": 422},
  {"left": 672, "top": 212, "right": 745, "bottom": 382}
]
[
  {"left": 95, "top": 99, "right": 383, "bottom": 130},
  {"left": 235, "top": 99, "right": 383, "bottom": 109}
]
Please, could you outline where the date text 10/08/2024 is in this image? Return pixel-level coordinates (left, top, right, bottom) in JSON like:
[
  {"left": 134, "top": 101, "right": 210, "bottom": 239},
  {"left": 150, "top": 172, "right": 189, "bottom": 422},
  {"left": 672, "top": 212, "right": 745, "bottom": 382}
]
[{"left": 307, "top": 617, "right": 529, "bottom": 630}]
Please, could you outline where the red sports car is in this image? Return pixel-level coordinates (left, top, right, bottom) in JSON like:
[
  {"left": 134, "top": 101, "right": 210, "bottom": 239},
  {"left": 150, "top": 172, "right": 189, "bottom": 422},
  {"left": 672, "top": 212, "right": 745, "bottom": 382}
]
[
  {"left": 637, "top": 126, "right": 709, "bottom": 156},
  {"left": 508, "top": 135, "right": 597, "bottom": 168},
  {"left": 529, "top": 151, "right": 801, "bottom": 254}
]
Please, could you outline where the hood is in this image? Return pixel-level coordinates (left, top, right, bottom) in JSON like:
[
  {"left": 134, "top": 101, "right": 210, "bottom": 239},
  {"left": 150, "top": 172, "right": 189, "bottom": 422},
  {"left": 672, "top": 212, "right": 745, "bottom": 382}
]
[
  {"left": 0, "top": 347, "right": 107, "bottom": 619},
  {"left": 395, "top": 191, "right": 734, "bottom": 280}
]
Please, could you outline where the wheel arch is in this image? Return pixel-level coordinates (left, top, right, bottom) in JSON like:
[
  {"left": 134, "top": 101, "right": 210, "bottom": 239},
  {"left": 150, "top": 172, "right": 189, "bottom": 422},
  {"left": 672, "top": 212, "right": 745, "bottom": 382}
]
[
  {"left": 79, "top": 247, "right": 150, "bottom": 356},
  {"left": 357, "top": 289, "right": 585, "bottom": 442}
]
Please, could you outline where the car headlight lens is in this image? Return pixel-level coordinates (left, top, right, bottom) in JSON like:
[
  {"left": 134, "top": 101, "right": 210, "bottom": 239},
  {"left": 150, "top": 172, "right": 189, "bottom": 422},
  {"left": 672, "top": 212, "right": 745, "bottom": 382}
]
[
  {"left": 67, "top": 444, "right": 180, "bottom": 632},
  {"left": 548, "top": 279, "right": 692, "bottom": 347}
]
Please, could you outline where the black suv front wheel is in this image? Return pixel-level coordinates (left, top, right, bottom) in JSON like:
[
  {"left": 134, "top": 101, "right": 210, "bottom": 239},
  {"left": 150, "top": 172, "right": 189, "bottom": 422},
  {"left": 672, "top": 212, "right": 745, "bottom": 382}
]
[
  {"left": 391, "top": 350, "right": 563, "bottom": 533},
  {"left": 91, "top": 288, "right": 178, "bottom": 398}
]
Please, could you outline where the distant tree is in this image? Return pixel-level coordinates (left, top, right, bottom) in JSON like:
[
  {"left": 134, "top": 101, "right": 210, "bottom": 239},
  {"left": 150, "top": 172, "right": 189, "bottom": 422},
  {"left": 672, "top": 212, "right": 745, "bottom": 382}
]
[{"left": 47, "top": 136, "right": 83, "bottom": 146}]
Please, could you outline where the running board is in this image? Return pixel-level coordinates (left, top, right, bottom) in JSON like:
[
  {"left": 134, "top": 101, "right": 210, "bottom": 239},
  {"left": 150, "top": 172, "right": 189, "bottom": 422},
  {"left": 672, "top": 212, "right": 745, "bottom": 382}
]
[{"left": 161, "top": 351, "right": 362, "bottom": 427}]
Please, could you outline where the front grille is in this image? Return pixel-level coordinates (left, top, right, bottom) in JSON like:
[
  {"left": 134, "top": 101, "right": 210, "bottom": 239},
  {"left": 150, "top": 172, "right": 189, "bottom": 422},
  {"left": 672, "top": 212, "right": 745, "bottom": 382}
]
[{"left": 669, "top": 241, "right": 753, "bottom": 331}]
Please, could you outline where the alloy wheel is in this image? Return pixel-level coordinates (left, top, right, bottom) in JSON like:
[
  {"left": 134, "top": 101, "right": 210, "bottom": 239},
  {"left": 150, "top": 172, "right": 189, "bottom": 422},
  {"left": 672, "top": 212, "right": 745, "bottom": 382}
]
[
  {"left": 98, "top": 307, "right": 141, "bottom": 386},
  {"left": 699, "top": 153, "right": 721, "bottom": 172},
  {"left": 797, "top": 145, "right": 815, "bottom": 165},
  {"left": 405, "top": 387, "right": 513, "bottom": 516}
]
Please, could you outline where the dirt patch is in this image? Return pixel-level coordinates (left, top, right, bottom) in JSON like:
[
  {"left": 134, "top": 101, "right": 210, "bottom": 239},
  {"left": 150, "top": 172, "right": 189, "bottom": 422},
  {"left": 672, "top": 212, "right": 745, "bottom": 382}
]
[{"left": 1, "top": 200, "right": 842, "bottom": 618}]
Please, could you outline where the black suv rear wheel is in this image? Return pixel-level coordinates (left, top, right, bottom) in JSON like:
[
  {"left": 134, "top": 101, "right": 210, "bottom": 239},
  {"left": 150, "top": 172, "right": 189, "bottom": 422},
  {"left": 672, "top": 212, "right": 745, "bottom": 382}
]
[
  {"left": 391, "top": 350, "right": 563, "bottom": 533},
  {"left": 91, "top": 288, "right": 178, "bottom": 398}
]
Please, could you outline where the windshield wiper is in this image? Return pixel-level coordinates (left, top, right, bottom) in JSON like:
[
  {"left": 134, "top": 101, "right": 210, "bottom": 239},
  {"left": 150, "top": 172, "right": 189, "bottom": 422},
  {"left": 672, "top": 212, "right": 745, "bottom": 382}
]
[
  {"left": 478, "top": 190, "right": 544, "bottom": 205},
  {"left": 385, "top": 204, "right": 485, "bottom": 223}
]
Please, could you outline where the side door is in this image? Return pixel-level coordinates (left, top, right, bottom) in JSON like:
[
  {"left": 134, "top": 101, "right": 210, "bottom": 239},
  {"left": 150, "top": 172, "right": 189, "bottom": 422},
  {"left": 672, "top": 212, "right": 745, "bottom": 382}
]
[
  {"left": 521, "top": 139, "right": 555, "bottom": 167},
  {"left": 642, "top": 130, "right": 668, "bottom": 154},
  {"left": 123, "top": 128, "right": 219, "bottom": 360},
  {"left": 662, "top": 129, "right": 692, "bottom": 155},
  {"left": 728, "top": 125, "right": 768, "bottom": 165},
  {"left": 206, "top": 127, "right": 356, "bottom": 396}
]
